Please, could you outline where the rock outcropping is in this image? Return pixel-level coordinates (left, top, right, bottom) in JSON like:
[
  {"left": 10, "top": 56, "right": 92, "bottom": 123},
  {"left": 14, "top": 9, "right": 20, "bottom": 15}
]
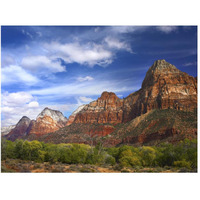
[
  {"left": 72, "top": 59, "right": 197, "bottom": 124},
  {"left": 74, "top": 92, "right": 124, "bottom": 124}
]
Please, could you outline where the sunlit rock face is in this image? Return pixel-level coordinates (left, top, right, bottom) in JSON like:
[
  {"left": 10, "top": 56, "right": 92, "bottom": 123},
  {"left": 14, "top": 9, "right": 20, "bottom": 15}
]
[
  {"left": 71, "top": 60, "right": 197, "bottom": 124},
  {"left": 28, "top": 107, "right": 68, "bottom": 135},
  {"left": 73, "top": 92, "right": 124, "bottom": 124},
  {"left": 123, "top": 59, "right": 197, "bottom": 121}
]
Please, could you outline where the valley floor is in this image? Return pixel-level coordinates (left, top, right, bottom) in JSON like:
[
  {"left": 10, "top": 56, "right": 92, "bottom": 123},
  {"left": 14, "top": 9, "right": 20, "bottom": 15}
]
[{"left": 1, "top": 159, "right": 196, "bottom": 173}]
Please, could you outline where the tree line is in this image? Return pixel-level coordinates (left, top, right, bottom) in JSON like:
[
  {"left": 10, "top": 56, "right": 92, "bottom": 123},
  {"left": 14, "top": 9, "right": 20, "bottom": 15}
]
[{"left": 1, "top": 138, "right": 197, "bottom": 170}]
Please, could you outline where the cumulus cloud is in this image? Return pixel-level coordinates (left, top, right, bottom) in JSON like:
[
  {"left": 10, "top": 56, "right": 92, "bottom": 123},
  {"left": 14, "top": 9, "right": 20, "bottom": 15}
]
[
  {"left": 1, "top": 91, "right": 76, "bottom": 126},
  {"left": 156, "top": 26, "right": 178, "bottom": 33},
  {"left": 76, "top": 76, "right": 94, "bottom": 82},
  {"left": 1, "top": 65, "right": 39, "bottom": 85},
  {"left": 28, "top": 101, "right": 39, "bottom": 108},
  {"left": 2, "top": 92, "right": 34, "bottom": 107},
  {"left": 21, "top": 55, "right": 66, "bottom": 73},
  {"left": 104, "top": 37, "right": 133, "bottom": 53},
  {"left": 44, "top": 42, "right": 113, "bottom": 67},
  {"left": 1, "top": 92, "right": 40, "bottom": 126}
]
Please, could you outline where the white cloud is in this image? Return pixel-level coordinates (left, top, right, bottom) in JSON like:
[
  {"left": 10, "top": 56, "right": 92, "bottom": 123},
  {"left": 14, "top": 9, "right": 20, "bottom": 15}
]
[
  {"left": 44, "top": 42, "right": 113, "bottom": 67},
  {"left": 1, "top": 65, "right": 39, "bottom": 85},
  {"left": 76, "top": 76, "right": 94, "bottom": 82},
  {"left": 2, "top": 92, "right": 34, "bottom": 107},
  {"left": 1, "top": 91, "right": 76, "bottom": 126},
  {"left": 1, "top": 92, "right": 40, "bottom": 126},
  {"left": 79, "top": 96, "right": 93, "bottom": 103},
  {"left": 156, "top": 26, "right": 178, "bottom": 33},
  {"left": 21, "top": 55, "right": 66, "bottom": 73},
  {"left": 22, "top": 29, "right": 33, "bottom": 39},
  {"left": 28, "top": 101, "right": 39, "bottom": 108},
  {"left": 182, "top": 62, "right": 197, "bottom": 67},
  {"left": 104, "top": 37, "right": 133, "bottom": 53},
  {"left": 30, "top": 80, "right": 135, "bottom": 97},
  {"left": 110, "top": 26, "right": 139, "bottom": 33}
]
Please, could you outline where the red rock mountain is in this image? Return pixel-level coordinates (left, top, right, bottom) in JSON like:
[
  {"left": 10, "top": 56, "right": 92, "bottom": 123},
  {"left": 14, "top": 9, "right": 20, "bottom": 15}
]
[
  {"left": 5, "top": 59, "right": 197, "bottom": 145},
  {"left": 72, "top": 59, "right": 197, "bottom": 124}
]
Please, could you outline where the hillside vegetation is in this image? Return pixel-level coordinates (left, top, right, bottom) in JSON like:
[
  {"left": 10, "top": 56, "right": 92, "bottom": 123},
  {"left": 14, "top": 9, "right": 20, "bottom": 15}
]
[{"left": 1, "top": 138, "right": 197, "bottom": 172}]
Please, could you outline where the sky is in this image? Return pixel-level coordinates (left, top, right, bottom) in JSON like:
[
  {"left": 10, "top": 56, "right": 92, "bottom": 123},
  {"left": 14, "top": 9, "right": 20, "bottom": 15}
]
[{"left": 1, "top": 26, "right": 197, "bottom": 127}]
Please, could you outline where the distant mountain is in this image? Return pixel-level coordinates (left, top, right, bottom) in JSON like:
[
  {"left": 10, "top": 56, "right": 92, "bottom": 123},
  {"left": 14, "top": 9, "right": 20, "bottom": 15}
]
[
  {"left": 6, "top": 116, "right": 31, "bottom": 141},
  {"left": 5, "top": 108, "right": 67, "bottom": 141},
  {"left": 5, "top": 59, "right": 197, "bottom": 146},
  {"left": 1, "top": 125, "right": 16, "bottom": 136}
]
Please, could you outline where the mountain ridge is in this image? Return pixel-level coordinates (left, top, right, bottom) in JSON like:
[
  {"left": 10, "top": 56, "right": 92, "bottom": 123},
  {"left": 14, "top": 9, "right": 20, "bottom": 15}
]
[{"left": 4, "top": 59, "right": 197, "bottom": 145}]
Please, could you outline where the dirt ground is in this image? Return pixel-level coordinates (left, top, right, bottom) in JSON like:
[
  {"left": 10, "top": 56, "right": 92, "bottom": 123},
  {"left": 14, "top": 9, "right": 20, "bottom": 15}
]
[{"left": 1, "top": 159, "right": 195, "bottom": 173}]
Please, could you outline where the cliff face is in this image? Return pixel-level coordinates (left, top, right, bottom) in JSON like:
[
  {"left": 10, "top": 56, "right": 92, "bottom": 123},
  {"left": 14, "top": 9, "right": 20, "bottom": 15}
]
[
  {"left": 123, "top": 59, "right": 197, "bottom": 122},
  {"left": 73, "top": 92, "right": 124, "bottom": 124},
  {"left": 71, "top": 59, "right": 197, "bottom": 124}
]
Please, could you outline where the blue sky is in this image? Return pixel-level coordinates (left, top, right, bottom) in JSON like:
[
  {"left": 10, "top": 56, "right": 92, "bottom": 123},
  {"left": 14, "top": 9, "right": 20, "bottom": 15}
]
[{"left": 1, "top": 26, "right": 197, "bottom": 126}]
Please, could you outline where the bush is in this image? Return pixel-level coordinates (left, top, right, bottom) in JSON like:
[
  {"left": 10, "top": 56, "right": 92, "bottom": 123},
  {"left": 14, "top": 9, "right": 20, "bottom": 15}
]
[
  {"left": 105, "top": 155, "right": 116, "bottom": 165},
  {"left": 173, "top": 160, "right": 191, "bottom": 169}
]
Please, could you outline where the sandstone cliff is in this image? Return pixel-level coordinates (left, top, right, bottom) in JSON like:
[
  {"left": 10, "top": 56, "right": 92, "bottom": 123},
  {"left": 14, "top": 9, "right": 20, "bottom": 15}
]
[
  {"left": 72, "top": 59, "right": 197, "bottom": 124},
  {"left": 73, "top": 92, "right": 124, "bottom": 124}
]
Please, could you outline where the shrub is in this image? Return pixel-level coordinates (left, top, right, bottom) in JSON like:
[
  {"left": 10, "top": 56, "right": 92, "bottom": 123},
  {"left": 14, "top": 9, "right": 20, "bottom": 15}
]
[
  {"left": 173, "top": 160, "right": 191, "bottom": 169},
  {"left": 105, "top": 155, "right": 116, "bottom": 165}
]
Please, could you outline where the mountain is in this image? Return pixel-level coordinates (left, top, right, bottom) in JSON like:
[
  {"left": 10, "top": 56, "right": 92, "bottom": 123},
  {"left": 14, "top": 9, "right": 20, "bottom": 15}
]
[
  {"left": 71, "top": 59, "right": 197, "bottom": 124},
  {"left": 30, "top": 109, "right": 196, "bottom": 146},
  {"left": 6, "top": 108, "right": 68, "bottom": 140},
  {"left": 6, "top": 116, "right": 31, "bottom": 141},
  {"left": 1, "top": 125, "right": 16, "bottom": 136},
  {"left": 28, "top": 107, "right": 68, "bottom": 136},
  {"left": 5, "top": 59, "right": 197, "bottom": 146}
]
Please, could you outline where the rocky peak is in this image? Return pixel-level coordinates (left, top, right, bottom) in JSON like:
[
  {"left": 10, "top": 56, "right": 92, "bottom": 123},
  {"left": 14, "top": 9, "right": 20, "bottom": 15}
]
[
  {"left": 5, "top": 116, "right": 31, "bottom": 141},
  {"left": 151, "top": 59, "right": 178, "bottom": 72},
  {"left": 37, "top": 107, "right": 67, "bottom": 123},
  {"left": 142, "top": 59, "right": 181, "bottom": 88},
  {"left": 16, "top": 116, "right": 31, "bottom": 126},
  {"left": 99, "top": 91, "right": 118, "bottom": 100}
]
